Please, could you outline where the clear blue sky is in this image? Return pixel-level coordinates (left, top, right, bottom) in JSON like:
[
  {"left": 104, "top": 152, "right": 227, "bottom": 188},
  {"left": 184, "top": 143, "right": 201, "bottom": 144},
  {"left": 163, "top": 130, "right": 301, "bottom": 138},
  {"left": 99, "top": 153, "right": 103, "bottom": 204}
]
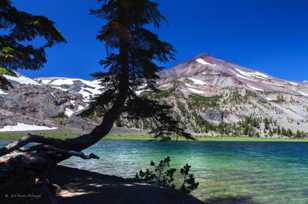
[{"left": 14, "top": 0, "right": 308, "bottom": 81}]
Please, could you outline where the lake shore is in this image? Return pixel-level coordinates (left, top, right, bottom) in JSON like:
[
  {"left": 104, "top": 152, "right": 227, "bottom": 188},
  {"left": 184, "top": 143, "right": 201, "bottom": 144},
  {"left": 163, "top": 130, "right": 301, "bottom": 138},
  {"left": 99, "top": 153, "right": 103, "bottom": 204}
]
[
  {"left": 1, "top": 129, "right": 308, "bottom": 142},
  {"left": 0, "top": 165, "right": 203, "bottom": 204}
]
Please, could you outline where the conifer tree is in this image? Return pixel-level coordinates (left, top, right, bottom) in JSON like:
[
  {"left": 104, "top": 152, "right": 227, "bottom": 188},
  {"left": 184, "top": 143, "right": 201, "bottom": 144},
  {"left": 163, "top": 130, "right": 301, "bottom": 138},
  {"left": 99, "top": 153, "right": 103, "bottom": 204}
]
[{"left": 81, "top": 0, "right": 190, "bottom": 141}]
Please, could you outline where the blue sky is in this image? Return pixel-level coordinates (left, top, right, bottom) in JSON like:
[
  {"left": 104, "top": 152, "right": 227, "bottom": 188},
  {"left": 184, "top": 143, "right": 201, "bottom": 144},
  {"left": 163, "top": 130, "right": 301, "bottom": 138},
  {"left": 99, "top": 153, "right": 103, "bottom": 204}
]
[{"left": 14, "top": 0, "right": 308, "bottom": 81}]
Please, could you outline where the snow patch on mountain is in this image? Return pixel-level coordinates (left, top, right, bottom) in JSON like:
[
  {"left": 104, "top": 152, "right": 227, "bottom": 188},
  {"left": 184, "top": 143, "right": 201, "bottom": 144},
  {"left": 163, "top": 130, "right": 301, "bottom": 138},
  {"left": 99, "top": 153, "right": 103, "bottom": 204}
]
[
  {"left": 0, "top": 89, "right": 7, "bottom": 95},
  {"left": 298, "top": 91, "right": 308, "bottom": 97},
  {"left": 4, "top": 74, "right": 40, "bottom": 86},
  {"left": 187, "top": 87, "right": 204, "bottom": 95},
  {"left": 196, "top": 58, "right": 216, "bottom": 67},
  {"left": 0, "top": 123, "right": 57, "bottom": 132},
  {"left": 65, "top": 108, "right": 75, "bottom": 117},
  {"left": 36, "top": 77, "right": 102, "bottom": 101},
  {"left": 188, "top": 77, "right": 207, "bottom": 85},
  {"left": 265, "top": 97, "right": 275, "bottom": 101},
  {"left": 39, "top": 77, "right": 99, "bottom": 87},
  {"left": 77, "top": 105, "right": 85, "bottom": 112},
  {"left": 235, "top": 72, "right": 256, "bottom": 81},
  {"left": 235, "top": 68, "right": 269, "bottom": 80},
  {"left": 247, "top": 85, "right": 264, "bottom": 92},
  {"left": 288, "top": 81, "right": 299, "bottom": 86}
]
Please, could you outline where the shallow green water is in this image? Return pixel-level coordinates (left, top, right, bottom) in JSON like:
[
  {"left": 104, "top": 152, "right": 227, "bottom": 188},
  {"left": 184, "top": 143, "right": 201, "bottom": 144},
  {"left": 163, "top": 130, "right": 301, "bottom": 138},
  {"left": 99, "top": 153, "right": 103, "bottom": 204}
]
[{"left": 2, "top": 140, "right": 308, "bottom": 203}]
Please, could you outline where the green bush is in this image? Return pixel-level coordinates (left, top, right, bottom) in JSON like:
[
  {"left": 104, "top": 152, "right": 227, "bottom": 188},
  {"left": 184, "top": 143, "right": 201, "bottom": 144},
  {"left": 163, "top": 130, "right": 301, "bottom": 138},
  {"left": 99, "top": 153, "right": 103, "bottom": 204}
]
[{"left": 135, "top": 156, "right": 199, "bottom": 194}]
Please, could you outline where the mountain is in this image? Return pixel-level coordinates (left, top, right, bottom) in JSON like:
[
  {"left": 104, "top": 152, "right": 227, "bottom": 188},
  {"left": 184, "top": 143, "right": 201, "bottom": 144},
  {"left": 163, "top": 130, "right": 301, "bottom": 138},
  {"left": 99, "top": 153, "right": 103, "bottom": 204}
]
[
  {"left": 1, "top": 54, "right": 308, "bottom": 137},
  {"left": 35, "top": 77, "right": 101, "bottom": 102},
  {"left": 160, "top": 55, "right": 307, "bottom": 95},
  {"left": 155, "top": 55, "right": 308, "bottom": 136},
  {"left": 0, "top": 73, "right": 95, "bottom": 132}
]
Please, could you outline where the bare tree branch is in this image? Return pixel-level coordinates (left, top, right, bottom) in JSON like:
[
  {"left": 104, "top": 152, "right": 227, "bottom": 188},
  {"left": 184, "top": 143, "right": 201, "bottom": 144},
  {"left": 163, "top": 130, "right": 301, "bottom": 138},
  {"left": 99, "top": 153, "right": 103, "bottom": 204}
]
[
  {"left": 0, "top": 134, "right": 67, "bottom": 157},
  {"left": 0, "top": 133, "right": 99, "bottom": 160},
  {"left": 32, "top": 145, "right": 100, "bottom": 160}
]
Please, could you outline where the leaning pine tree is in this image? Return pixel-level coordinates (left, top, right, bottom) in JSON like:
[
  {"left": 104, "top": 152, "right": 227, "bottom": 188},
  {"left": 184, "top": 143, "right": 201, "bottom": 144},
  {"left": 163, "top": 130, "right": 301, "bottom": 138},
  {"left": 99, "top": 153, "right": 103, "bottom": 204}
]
[{"left": 0, "top": 0, "right": 191, "bottom": 196}]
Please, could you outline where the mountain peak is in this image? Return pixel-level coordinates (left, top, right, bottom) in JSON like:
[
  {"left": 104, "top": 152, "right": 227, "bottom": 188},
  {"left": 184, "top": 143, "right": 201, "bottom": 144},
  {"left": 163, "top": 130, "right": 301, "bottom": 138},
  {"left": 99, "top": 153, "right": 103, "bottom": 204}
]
[
  {"left": 159, "top": 54, "right": 308, "bottom": 96},
  {"left": 193, "top": 54, "right": 233, "bottom": 67}
]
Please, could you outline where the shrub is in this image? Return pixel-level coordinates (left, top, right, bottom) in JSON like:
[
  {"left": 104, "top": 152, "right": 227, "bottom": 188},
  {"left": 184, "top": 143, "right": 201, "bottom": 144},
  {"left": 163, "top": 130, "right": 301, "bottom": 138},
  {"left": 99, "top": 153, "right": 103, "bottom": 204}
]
[{"left": 135, "top": 156, "right": 199, "bottom": 194}]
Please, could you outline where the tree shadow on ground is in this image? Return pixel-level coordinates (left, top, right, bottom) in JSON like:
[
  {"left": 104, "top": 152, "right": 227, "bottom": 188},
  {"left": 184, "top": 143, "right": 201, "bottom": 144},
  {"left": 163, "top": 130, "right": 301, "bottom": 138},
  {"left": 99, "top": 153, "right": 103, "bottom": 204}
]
[
  {"left": 0, "top": 165, "right": 259, "bottom": 204},
  {"left": 49, "top": 165, "right": 204, "bottom": 204}
]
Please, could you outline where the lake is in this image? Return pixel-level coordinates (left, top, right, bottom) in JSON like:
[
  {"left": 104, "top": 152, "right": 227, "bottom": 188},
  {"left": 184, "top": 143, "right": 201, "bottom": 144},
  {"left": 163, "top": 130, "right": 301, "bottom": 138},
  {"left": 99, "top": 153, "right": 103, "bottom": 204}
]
[{"left": 1, "top": 140, "right": 308, "bottom": 204}]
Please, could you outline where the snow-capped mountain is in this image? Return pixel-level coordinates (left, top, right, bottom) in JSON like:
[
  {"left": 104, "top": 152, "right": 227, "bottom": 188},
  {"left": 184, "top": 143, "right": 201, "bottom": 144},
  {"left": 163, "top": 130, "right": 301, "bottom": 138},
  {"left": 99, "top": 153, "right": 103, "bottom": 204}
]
[
  {"left": 0, "top": 74, "right": 95, "bottom": 132},
  {"left": 1, "top": 54, "right": 308, "bottom": 137},
  {"left": 1, "top": 72, "right": 40, "bottom": 86},
  {"left": 155, "top": 55, "right": 308, "bottom": 136},
  {"left": 36, "top": 77, "right": 101, "bottom": 101},
  {"left": 159, "top": 55, "right": 307, "bottom": 97}
]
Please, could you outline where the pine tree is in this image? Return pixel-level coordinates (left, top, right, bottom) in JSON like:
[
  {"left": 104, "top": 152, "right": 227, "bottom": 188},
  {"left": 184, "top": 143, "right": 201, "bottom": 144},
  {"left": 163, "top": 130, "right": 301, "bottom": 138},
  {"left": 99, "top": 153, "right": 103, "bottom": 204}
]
[
  {"left": 277, "top": 126, "right": 281, "bottom": 135},
  {"left": 81, "top": 0, "right": 190, "bottom": 141},
  {"left": 296, "top": 130, "right": 302, "bottom": 138},
  {"left": 0, "top": 0, "right": 190, "bottom": 176},
  {"left": 263, "top": 118, "right": 270, "bottom": 130},
  {"left": 281, "top": 128, "right": 287, "bottom": 136},
  {"left": 287, "top": 129, "right": 293, "bottom": 137},
  {"left": 0, "top": 0, "right": 65, "bottom": 89}
]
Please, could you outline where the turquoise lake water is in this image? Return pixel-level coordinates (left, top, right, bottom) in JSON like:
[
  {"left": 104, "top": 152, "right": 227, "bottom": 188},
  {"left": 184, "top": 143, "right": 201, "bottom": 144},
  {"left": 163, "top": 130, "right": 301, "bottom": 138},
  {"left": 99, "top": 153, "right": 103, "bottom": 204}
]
[{"left": 1, "top": 140, "right": 308, "bottom": 203}]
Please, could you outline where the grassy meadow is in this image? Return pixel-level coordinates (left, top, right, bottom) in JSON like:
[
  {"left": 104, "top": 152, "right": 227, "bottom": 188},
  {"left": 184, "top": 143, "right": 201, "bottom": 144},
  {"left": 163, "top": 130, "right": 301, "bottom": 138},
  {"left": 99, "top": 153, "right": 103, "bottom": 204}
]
[{"left": 1, "top": 129, "right": 308, "bottom": 142}]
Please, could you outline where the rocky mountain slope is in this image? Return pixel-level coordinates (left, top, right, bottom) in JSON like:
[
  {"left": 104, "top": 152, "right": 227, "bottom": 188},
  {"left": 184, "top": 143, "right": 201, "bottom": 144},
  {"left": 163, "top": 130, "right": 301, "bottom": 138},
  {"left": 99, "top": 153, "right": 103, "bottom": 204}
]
[
  {"left": 36, "top": 77, "right": 101, "bottom": 102},
  {"left": 0, "top": 73, "right": 95, "bottom": 132},
  {"left": 1, "top": 54, "right": 308, "bottom": 137},
  {"left": 155, "top": 55, "right": 308, "bottom": 137}
]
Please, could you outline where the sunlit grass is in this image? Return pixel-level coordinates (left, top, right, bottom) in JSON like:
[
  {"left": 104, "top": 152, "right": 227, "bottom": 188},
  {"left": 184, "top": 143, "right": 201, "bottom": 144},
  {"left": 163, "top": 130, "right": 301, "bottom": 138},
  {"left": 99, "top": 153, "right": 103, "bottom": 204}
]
[
  {"left": 0, "top": 130, "right": 80, "bottom": 140},
  {"left": 1, "top": 130, "right": 308, "bottom": 142}
]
